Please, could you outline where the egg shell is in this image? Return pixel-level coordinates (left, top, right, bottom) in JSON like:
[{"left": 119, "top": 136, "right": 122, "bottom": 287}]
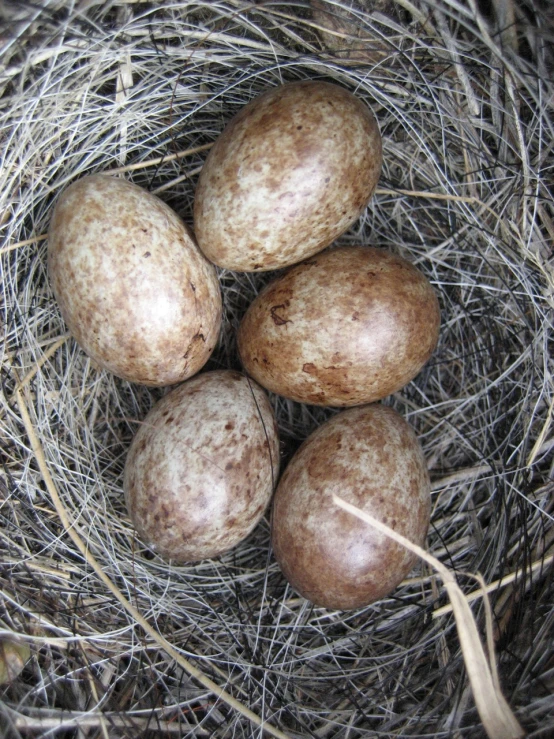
[
  {"left": 123, "top": 370, "right": 280, "bottom": 562},
  {"left": 238, "top": 246, "right": 440, "bottom": 406},
  {"left": 48, "top": 174, "right": 222, "bottom": 386},
  {"left": 271, "top": 404, "right": 431, "bottom": 610},
  {"left": 193, "top": 80, "right": 382, "bottom": 271}
]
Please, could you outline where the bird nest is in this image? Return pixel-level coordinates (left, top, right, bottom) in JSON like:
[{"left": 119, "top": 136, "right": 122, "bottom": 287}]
[{"left": 1, "top": 1, "right": 553, "bottom": 737}]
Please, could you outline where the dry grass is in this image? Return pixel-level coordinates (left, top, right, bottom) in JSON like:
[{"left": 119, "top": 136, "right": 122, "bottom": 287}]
[{"left": 1, "top": 1, "right": 553, "bottom": 737}]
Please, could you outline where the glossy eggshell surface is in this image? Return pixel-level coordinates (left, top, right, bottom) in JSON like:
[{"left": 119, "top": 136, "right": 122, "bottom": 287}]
[
  {"left": 124, "top": 371, "right": 280, "bottom": 562},
  {"left": 48, "top": 174, "right": 222, "bottom": 386},
  {"left": 193, "top": 81, "right": 382, "bottom": 271},
  {"left": 238, "top": 246, "right": 440, "bottom": 406},
  {"left": 271, "top": 404, "right": 431, "bottom": 610}
]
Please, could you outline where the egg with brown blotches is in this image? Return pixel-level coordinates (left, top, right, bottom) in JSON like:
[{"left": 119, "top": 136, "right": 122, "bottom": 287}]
[
  {"left": 271, "top": 404, "right": 431, "bottom": 610},
  {"left": 193, "top": 80, "right": 382, "bottom": 271},
  {"left": 48, "top": 174, "right": 222, "bottom": 386},
  {"left": 123, "top": 370, "right": 280, "bottom": 563},
  {"left": 237, "top": 246, "right": 440, "bottom": 407}
]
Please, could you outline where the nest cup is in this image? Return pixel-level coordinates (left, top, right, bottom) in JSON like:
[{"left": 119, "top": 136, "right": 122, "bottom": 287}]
[{"left": 1, "top": 1, "right": 553, "bottom": 737}]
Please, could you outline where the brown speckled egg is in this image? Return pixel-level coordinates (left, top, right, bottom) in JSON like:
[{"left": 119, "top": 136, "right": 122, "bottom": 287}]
[
  {"left": 238, "top": 246, "right": 440, "bottom": 406},
  {"left": 48, "top": 174, "right": 222, "bottom": 386},
  {"left": 193, "top": 81, "right": 382, "bottom": 271},
  {"left": 272, "top": 404, "right": 430, "bottom": 610},
  {"left": 123, "top": 370, "right": 280, "bottom": 562}
]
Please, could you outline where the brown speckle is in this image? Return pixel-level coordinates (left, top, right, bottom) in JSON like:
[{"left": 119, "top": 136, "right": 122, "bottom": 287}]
[{"left": 270, "top": 304, "right": 292, "bottom": 326}]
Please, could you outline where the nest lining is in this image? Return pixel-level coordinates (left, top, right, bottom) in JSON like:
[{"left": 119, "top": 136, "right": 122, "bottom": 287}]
[{"left": 1, "top": 1, "right": 553, "bottom": 737}]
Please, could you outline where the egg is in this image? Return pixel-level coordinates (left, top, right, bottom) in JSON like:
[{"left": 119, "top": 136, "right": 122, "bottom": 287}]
[
  {"left": 193, "top": 80, "right": 382, "bottom": 271},
  {"left": 123, "top": 370, "right": 280, "bottom": 562},
  {"left": 272, "top": 404, "right": 430, "bottom": 610},
  {"left": 48, "top": 174, "right": 222, "bottom": 386},
  {"left": 238, "top": 246, "right": 440, "bottom": 406}
]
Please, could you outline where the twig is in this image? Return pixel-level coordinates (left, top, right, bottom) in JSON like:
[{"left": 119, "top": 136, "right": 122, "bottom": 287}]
[
  {"left": 527, "top": 396, "right": 554, "bottom": 467},
  {"left": 12, "top": 712, "right": 209, "bottom": 734},
  {"left": 431, "top": 464, "right": 492, "bottom": 490},
  {"left": 80, "top": 644, "right": 110, "bottom": 739},
  {"left": 107, "top": 143, "right": 213, "bottom": 175},
  {"left": 151, "top": 166, "right": 203, "bottom": 194},
  {"left": 13, "top": 334, "right": 71, "bottom": 393},
  {"left": 0, "top": 234, "right": 48, "bottom": 254},
  {"left": 432, "top": 553, "right": 554, "bottom": 619}
]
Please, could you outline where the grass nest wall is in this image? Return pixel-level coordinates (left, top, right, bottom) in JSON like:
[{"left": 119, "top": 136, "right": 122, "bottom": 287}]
[{"left": 1, "top": 1, "right": 553, "bottom": 737}]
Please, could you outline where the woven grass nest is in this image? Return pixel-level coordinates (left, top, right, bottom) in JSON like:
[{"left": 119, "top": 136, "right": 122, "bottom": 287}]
[{"left": 1, "top": 1, "right": 553, "bottom": 737}]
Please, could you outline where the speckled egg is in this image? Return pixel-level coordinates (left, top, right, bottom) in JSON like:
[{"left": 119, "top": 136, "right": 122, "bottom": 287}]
[
  {"left": 238, "top": 246, "right": 440, "bottom": 406},
  {"left": 272, "top": 404, "right": 430, "bottom": 610},
  {"left": 123, "top": 370, "right": 280, "bottom": 562},
  {"left": 48, "top": 174, "right": 222, "bottom": 386},
  {"left": 193, "top": 80, "right": 382, "bottom": 271}
]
